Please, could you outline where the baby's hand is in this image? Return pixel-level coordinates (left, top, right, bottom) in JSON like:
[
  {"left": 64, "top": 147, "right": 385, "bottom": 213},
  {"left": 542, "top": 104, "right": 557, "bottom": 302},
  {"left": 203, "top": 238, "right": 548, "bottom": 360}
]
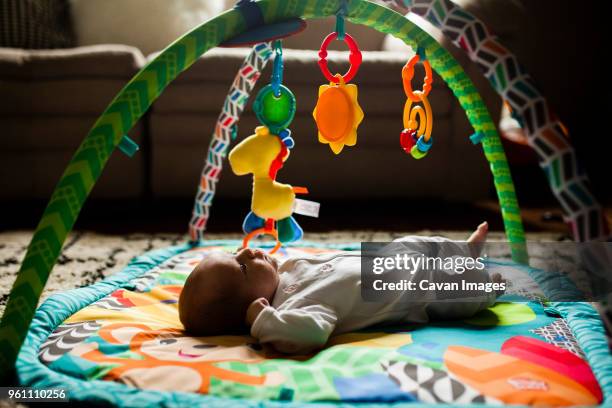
[{"left": 246, "top": 297, "right": 270, "bottom": 326}]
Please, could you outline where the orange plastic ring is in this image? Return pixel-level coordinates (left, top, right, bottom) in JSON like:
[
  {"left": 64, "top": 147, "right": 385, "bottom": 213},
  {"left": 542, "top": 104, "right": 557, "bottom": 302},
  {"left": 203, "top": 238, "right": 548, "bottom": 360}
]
[
  {"left": 242, "top": 227, "right": 282, "bottom": 254},
  {"left": 402, "top": 54, "right": 433, "bottom": 103},
  {"left": 402, "top": 91, "right": 433, "bottom": 142}
]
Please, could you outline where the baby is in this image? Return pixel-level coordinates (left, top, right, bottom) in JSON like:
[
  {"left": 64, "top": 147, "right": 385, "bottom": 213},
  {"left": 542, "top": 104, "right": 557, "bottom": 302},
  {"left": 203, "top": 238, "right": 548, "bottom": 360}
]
[{"left": 179, "top": 222, "right": 502, "bottom": 354}]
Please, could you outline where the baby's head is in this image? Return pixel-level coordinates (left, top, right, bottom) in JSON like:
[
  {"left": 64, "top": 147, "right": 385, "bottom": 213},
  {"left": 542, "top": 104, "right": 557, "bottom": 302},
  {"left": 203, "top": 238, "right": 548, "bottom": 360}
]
[{"left": 179, "top": 248, "right": 279, "bottom": 335}]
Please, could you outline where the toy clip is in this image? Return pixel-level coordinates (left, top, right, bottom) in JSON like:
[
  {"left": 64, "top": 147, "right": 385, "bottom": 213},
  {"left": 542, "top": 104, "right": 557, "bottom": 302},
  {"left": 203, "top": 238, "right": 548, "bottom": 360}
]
[
  {"left": 335, "top": 0, "right": 348, "bottom": 40},
  {"left": 271, "top": 40, "right": 283, "bottom": 97},
  {"left": 118, "top": 135, "right": 139, "bottom": 158},
  {"left": 470, "top": 131, "right": 485, "bottom": 145}
]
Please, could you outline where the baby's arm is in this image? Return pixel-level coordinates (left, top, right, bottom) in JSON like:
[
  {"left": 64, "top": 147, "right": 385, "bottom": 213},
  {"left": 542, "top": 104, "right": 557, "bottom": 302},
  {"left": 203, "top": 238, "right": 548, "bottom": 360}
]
[{"left": 246, "top": 299, "right": 337, "bottom": 354}]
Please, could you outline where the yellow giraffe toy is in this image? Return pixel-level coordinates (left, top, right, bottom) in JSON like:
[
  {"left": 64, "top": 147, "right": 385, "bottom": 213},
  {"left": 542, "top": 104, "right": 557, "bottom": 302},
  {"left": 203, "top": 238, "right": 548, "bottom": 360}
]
[{"left": 229, "top": 126, "right": 305, "bottom": 252}]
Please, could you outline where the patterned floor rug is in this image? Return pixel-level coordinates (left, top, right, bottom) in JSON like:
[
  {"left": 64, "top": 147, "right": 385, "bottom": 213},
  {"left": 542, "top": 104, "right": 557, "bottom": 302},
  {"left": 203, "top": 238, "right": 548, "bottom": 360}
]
[{"left": 0, "top": 230, "right": 562, "bottom": 316}]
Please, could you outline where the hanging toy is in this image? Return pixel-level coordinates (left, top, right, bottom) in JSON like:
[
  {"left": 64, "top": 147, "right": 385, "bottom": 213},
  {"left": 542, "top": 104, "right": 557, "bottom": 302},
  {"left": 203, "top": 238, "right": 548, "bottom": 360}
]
[
  {"left": 229, "top": 41, "right": 308, "bottom": 253},
  {"left": 313, "top": 9, "right": 364, "bottom": 155},
  {"left": 400, "top": 50, "right": 434, "bottom": 159}
]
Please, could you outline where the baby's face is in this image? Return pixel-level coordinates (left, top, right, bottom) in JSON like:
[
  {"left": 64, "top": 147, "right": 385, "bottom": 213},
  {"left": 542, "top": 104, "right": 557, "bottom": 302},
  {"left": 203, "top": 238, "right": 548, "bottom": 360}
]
[{"left": 197, "top": 248, "right": 279, "bottom": 305}]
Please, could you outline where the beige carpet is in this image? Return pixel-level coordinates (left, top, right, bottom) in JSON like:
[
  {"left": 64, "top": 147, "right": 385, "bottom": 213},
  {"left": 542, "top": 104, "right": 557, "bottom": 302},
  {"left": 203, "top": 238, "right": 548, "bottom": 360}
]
[{"left": 0, "top": 230, "right": 562, "bottom": 316}]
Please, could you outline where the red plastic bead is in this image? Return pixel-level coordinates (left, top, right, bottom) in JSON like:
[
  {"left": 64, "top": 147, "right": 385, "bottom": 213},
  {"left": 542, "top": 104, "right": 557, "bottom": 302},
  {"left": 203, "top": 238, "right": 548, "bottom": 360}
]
[{"left": 400, "top": 128, "right": 417, "bottom": 153}]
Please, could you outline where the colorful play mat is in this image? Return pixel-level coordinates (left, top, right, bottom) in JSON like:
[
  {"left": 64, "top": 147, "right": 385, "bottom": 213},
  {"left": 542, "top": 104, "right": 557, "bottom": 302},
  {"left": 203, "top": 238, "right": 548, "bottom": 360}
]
[{"left": 16, "top": 243, "right": 612, "bottom": 406}]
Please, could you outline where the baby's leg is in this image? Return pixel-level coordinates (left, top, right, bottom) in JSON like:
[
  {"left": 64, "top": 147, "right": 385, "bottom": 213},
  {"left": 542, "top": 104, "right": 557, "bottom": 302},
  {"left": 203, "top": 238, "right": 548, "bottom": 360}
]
[
  {"left": 466, "top": 222, "right": 488, "bottom": 257},
  {"left": 393, "top": 223, "right": 499, "bottom": 321},
  {"left": 467, "top": 222, "right": 488, "bottom": 244},
  {"left": 420, "top": 258, "right": 499, "bottom": 320},
  {"left": 394, "top": 222, "right": 488, "bottom": 258}
]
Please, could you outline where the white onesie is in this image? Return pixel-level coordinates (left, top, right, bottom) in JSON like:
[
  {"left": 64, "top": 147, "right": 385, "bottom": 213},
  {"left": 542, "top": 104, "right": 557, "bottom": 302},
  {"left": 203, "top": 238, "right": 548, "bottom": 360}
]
[{"left": 250, "top": 236, "right": 496, "bottom": 354}]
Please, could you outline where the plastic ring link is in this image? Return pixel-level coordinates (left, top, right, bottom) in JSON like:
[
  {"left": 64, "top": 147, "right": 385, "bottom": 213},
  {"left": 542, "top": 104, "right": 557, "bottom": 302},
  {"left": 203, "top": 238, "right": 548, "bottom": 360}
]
[
  {"left": 318, "top": 32, "right": 362, "bottom": 84},
  {"left": 242, "top": 227, "right": 282, "bottom": 254},
  {"left": 402, "top": 53, "right": 433, "bottom": 103}
]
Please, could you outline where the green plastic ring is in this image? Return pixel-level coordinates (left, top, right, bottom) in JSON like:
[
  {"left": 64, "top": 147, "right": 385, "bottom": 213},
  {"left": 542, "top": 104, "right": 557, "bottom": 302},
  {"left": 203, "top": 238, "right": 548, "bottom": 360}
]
[
  {"left": 253, "top": 84, "right": 296, "bottom": 134},
  {"left": 410, "top": 145, "right": 428, "bottom": 159}
]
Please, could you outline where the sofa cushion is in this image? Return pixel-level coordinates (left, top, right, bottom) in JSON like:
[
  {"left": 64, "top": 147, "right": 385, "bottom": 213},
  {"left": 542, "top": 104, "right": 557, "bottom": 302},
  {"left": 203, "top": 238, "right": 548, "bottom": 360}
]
[
  {"left": 0, "top": 0, "right": 75, "bottom": 49},
  {"left": 0, "top": 44, "right": 145, "bottom": 78},
  {"left": 0, "top": 45, "right": 146, "bottom": 115}
]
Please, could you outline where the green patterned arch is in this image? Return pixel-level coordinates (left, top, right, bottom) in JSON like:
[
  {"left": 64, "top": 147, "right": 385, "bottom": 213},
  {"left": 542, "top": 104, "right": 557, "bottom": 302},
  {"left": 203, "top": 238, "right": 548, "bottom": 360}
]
[{"left": 0, "top": 0, "right": 526, "bottom": 377}]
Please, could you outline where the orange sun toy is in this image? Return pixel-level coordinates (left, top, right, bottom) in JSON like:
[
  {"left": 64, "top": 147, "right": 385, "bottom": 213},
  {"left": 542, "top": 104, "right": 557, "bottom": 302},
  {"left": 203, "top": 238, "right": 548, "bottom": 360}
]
[{"left": 313, "top": 32, "right": 363, "bottom": 154}]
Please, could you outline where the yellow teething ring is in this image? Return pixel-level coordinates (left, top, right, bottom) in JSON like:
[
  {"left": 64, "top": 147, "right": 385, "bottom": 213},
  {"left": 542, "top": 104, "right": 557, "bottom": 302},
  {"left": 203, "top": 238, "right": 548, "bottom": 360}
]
[{"left": 242, "top": 227, "right": 282, "bottom": 254}]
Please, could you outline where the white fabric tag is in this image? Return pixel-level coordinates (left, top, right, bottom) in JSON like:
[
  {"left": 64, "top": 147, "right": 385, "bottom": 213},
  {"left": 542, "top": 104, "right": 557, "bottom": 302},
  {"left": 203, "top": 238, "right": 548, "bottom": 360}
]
[{"left": 293, "top": 199, "right": 320, "bottom": 218}]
